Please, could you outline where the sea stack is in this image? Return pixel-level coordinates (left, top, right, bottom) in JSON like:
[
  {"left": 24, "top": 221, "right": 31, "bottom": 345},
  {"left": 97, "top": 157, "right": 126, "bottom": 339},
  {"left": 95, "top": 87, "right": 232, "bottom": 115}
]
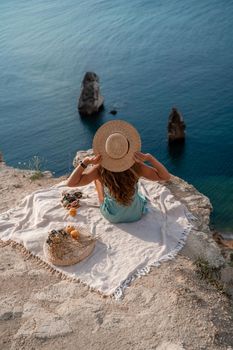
[
  {"left": 167, "top": 107, "right": 186, "bottom": 142},
  {"left": 78, "top": 72, "right": 104, "bottom": 116}
]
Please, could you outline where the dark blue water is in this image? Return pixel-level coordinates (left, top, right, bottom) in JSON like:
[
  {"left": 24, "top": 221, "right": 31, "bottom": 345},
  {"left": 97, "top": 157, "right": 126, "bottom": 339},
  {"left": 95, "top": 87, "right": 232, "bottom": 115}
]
[{"left": 0, "top": 0, "right": 233, "bottom": 232}]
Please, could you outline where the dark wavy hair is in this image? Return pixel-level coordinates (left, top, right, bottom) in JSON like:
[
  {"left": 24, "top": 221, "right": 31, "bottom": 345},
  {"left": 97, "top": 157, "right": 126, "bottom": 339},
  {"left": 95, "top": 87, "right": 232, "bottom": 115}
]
[{"left": 99, "top": 164, "right": 139, "bottom": 206}]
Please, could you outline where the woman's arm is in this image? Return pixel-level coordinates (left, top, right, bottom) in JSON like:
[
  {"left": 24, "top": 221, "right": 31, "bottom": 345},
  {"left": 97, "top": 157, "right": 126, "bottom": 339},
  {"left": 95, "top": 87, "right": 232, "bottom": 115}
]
[
  {"left": 66, "top": 155, "right": 101, "bottom": 187},
  {"left": 147, "top": 154, "right": 171, "bottom": 181},
  {"left": 134, "top": 152, "right": 171, "bottom": 181}
]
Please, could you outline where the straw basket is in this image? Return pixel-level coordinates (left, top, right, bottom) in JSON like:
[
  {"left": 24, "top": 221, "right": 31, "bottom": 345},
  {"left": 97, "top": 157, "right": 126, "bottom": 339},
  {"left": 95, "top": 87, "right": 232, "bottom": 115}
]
[{"left": 43, "top": 226, "right": 96, "bottom": 266}]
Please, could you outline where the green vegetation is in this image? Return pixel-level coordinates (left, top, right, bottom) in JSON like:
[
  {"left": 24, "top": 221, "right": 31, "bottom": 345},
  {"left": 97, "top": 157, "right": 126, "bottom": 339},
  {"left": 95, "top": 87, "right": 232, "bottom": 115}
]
[
  {"left": 28, "top": 155, "right": 44, "bottom": 172},
  {"left": 29, "top": 171, "right": 44, "bottom": 181},
  {"left": 28, "top": 156, "right": 46, "bottom": 181},
  {"left": 18, "top": 155, "right": 47, "bottom": 181},
  {"left": 194, "top": 257, "right": 230, "bottom": 297}
]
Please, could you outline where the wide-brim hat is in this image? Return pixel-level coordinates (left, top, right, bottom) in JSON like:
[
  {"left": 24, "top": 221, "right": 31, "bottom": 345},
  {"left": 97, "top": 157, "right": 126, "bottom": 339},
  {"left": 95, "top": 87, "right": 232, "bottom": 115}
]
[
  {"left": 43, "top": 226, "right": 96, "bottom": 266},
  {"left": 92, "top": 120, "right": 141, "bottom": 172}
]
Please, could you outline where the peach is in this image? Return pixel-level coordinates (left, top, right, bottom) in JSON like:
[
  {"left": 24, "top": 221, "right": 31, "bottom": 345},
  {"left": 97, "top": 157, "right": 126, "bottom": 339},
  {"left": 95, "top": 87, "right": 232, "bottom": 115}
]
[
  {"left": 69, "top": 208, "right": 77, "bottom": 217},
  {"left": 65, "top": 225, "right": 75, "bottom": 234},
  {"left": 70, "top": 229, "right": 79, "bottom": 240}
]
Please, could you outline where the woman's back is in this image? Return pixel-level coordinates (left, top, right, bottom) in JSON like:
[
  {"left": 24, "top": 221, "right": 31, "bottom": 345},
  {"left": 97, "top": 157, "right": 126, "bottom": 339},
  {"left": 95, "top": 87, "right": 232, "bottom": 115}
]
[{"left": 100, "top": 181, "right": 148, "bottom": 224}]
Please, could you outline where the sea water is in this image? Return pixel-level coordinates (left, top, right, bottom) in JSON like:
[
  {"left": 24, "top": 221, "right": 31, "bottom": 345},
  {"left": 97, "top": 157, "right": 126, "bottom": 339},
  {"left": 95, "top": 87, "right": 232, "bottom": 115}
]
[{"left": 0, "top": 0, "right": 233, "bottom": 232}]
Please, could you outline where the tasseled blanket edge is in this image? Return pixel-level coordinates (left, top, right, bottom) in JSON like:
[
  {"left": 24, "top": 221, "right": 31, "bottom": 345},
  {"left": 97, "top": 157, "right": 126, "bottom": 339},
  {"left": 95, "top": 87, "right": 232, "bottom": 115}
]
[
  {"left": 0, "top": 210, "right": 198, "bottom": 301},
  {"left": 112, "top": 210, "right": 199, "bottom": 300}
]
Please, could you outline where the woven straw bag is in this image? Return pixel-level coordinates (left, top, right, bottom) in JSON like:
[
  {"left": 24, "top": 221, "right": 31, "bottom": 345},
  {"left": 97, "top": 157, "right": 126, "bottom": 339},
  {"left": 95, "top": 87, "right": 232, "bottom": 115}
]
[{"left": 43, "top": 226, "right": 96, "bottom": 266}]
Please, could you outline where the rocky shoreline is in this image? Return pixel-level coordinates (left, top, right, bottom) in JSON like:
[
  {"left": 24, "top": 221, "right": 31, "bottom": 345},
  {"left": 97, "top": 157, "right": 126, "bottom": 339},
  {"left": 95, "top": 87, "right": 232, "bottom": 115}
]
[{"left": 0, "top": 156, "right": 233, "bottom": 349}]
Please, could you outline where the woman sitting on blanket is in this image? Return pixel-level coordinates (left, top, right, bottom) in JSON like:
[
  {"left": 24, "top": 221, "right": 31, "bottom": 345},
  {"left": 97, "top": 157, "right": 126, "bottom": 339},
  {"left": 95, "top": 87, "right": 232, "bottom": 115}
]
[{"left": 66, "top": 120, "right": 171, "bottom": 223}]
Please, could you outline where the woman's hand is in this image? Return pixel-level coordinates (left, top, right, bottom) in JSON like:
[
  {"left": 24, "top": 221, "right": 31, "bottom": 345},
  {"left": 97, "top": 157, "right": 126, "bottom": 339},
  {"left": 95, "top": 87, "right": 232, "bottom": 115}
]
[
  {"left": 83, "top": 154, "right": 102, "bottom": 166},
  {"left": 133, "top": 151, "right": 152, "bottom": 164}
]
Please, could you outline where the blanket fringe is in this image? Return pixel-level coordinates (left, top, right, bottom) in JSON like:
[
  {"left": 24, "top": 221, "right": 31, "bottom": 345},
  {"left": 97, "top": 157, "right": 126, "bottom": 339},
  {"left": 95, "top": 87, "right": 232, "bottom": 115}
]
[
  {"left": 0, "top": 211, "right": 198, "bottom": 301},
  {"left": 0, "top": 239, "right": 109, "bottom": 300},
  {"left": 111, "top": 213, "right": 198, "bottom": 300}
]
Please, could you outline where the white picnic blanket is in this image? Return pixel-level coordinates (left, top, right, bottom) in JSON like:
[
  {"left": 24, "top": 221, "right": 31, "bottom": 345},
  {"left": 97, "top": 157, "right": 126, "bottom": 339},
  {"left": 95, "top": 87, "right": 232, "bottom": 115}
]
[{"left": 0, "top": 178, "right": 198, "bottom": 299}]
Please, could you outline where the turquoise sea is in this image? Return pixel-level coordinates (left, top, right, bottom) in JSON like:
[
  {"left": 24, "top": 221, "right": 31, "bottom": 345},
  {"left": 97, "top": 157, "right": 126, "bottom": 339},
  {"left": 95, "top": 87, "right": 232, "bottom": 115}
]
[{"left": 0, "top": 0, "right": 232, "bottom": 232}]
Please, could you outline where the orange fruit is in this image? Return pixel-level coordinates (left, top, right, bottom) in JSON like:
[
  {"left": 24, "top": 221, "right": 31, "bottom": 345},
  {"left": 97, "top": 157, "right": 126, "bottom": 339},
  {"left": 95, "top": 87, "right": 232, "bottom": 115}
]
[
  {"left": 70, "top": 229, "right": 79, "bottom": 240},
  {"left": 69, "top": 208, "right": 77, "bottom": 217},
  {"left": 65, "top": 225, "right": 75, "bottom": 234}
]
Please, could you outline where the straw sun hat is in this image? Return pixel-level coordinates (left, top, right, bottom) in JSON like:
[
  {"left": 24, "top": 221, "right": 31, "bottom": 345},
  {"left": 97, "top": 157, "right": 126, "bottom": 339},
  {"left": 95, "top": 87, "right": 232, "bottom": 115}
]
[{"left": 93, "top": 120, "right": 141, "bottom": 172}]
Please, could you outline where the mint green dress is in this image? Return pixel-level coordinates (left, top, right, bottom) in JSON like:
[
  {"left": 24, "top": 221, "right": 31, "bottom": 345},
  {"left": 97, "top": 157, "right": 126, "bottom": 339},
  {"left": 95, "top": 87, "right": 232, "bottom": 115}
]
[{"left": 100, "top": 183, "right": 148, "bottom": 223}]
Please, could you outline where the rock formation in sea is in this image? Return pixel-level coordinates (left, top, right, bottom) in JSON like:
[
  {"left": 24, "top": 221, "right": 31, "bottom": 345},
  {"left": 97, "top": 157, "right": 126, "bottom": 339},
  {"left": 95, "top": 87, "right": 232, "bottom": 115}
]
[
  {"left": 167, "top": 107, "right": 186, "bottom": 142},
  {"left": 110, "top": 109, "right": 117, "bottom": 115},
  {"left": 78, "top": 72, "right": 104, "bottom": 116}
]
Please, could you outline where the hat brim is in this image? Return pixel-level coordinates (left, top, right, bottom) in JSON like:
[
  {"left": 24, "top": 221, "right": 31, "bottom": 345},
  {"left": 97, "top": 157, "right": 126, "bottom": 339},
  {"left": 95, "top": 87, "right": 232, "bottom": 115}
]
[{"left": 92, "top": 120, "right": 141, "bottom": 172}]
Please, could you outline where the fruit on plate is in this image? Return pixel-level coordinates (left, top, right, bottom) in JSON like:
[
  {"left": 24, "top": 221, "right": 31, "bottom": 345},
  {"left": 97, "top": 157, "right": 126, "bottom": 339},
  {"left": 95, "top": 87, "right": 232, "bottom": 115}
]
[
  {"left": 69, "top": 208, "right": 77, "bottom": 216},
  {"left": 70, "top": 229, "right": 80, "bottom": 240}
]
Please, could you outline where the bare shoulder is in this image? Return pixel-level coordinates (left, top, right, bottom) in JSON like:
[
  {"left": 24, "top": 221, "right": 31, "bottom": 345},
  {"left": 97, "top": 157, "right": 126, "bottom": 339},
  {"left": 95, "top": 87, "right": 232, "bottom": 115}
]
[
  {"left": 132, "top": 162, "right": 160, "bottom": 181},
  {"left": 132, "top": 162, "right": 143, "bottom": 177},
  {"left": 89, "top": 164, "right": 102, "bottom": 178}
]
